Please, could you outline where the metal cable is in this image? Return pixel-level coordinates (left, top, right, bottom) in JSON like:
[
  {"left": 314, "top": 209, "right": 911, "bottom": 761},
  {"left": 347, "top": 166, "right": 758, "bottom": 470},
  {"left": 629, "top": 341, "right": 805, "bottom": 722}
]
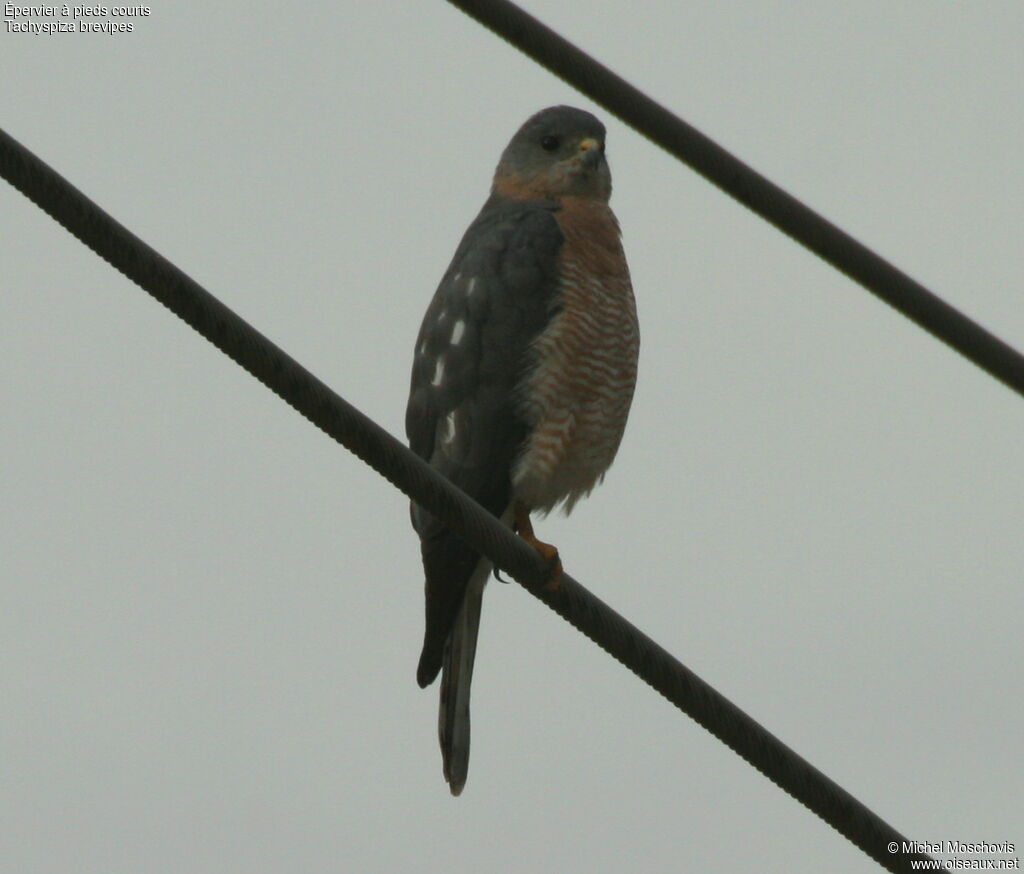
[
  {"left": 446, "top": 0, "right": 1024, "bottom": 401},
  {"left": 2, "top": 127, "right": 944, "bottom": 872}
]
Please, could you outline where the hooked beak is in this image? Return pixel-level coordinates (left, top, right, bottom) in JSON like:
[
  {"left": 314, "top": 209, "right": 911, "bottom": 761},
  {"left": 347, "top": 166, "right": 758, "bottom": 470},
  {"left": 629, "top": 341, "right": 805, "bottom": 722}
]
[{"left": 577, "top": 137, "right": 602, "bottom": 169}]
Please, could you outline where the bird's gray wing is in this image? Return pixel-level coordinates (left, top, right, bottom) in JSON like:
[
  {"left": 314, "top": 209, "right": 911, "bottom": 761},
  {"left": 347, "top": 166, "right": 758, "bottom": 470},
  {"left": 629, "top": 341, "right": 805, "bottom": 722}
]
[{"left": 406, "top": 193, "right": 563, "bottom": 687}]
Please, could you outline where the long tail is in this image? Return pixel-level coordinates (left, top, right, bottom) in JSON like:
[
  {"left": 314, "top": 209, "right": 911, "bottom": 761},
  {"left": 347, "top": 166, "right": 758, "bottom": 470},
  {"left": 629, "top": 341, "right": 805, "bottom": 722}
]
[{"left": 438, "top": 560, "right": 488, "bottom": 796}]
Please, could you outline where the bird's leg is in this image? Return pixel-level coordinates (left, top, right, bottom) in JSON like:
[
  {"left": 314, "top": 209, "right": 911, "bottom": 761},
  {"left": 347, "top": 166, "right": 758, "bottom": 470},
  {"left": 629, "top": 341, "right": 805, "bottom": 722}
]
[{"left": 513, "top": 502, "right": 563, "bottom": 591}]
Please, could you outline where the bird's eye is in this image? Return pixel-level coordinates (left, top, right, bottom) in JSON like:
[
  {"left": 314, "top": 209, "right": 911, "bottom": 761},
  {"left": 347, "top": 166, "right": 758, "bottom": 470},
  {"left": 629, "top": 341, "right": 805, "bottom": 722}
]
[{"left": 540, "top": 135, "right": 560, "bottom": 152}]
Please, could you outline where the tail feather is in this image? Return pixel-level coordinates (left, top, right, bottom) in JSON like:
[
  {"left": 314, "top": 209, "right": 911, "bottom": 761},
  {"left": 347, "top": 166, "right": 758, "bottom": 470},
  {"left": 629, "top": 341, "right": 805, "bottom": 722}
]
[{"left": 438, "top": 561, "right": 488, "bottom": 796}]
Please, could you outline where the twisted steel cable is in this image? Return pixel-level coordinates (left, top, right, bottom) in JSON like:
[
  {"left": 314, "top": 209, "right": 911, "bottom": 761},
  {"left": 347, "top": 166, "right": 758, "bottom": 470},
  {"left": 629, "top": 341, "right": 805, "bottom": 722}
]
[
  {"left": 446, "top": 0, "right": 1024, "bottom": 400},
  {"left": 3, "top": 123, "right": 945, "bottom": 873}
]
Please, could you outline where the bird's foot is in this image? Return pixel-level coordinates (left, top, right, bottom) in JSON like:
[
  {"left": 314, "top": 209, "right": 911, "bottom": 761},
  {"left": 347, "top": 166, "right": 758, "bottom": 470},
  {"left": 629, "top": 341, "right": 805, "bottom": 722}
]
[
  {"left": 514, "top": 503, "right": 563, "bottom": 591},
  {"left": 525, "top": 535, "right": 562, "bottom": 591}
]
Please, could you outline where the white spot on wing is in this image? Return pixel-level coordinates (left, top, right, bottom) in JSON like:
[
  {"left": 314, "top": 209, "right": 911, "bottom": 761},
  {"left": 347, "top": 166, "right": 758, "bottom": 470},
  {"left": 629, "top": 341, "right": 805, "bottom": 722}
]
[
  {"left": 431, "top": 356, "right": 446, "bottom": 387},
  {"left": 467, "top": 277, "right": 478, "bottom": 296},
  {"left": 450, "top": 320, "right": 466, "bottom": 345},
  {"left": 440, "top": 411, "right": 456, "bottom": 446}
]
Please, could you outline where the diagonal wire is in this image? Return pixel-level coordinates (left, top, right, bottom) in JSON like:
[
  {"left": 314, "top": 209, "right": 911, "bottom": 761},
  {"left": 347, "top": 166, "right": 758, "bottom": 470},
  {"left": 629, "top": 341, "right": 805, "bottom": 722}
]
[
  {"left": 445, "top": 0, "right": 1024, "bottom": 401},
  {"left": 1, "top": 128, "right": 945, "bottom": 873}
]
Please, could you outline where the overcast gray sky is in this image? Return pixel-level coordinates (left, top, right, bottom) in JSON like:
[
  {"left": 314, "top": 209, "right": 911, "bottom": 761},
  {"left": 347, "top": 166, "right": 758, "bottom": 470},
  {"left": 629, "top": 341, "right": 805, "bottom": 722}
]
[{"left": 3, "top": 2, "right": 1022, "bottom": 872}]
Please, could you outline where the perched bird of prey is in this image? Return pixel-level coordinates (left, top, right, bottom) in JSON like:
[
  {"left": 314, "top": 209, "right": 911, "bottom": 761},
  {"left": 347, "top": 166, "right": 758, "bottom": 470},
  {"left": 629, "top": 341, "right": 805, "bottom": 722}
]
[{"left": 406, "top": 106, "right": 639, "bottom": 795}]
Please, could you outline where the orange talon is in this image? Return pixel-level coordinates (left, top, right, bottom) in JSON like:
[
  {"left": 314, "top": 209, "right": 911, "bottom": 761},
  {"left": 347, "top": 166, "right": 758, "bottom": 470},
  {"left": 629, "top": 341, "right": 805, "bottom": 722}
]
[{"left": 514, "top": 502, "right": 563, "bottom": 590}]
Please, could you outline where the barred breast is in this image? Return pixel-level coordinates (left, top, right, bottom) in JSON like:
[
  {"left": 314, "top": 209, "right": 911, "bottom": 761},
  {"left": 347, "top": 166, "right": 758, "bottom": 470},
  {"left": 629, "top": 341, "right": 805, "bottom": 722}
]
[{"left": 512, "top": 197, "right": 639, "bottom": 514}]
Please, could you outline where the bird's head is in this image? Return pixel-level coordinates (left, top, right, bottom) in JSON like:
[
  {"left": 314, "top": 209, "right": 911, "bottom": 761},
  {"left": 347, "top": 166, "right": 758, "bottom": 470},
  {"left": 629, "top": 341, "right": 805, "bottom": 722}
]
[{"left": 492, "top": 106, "right": 611, "bottom": 202}]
